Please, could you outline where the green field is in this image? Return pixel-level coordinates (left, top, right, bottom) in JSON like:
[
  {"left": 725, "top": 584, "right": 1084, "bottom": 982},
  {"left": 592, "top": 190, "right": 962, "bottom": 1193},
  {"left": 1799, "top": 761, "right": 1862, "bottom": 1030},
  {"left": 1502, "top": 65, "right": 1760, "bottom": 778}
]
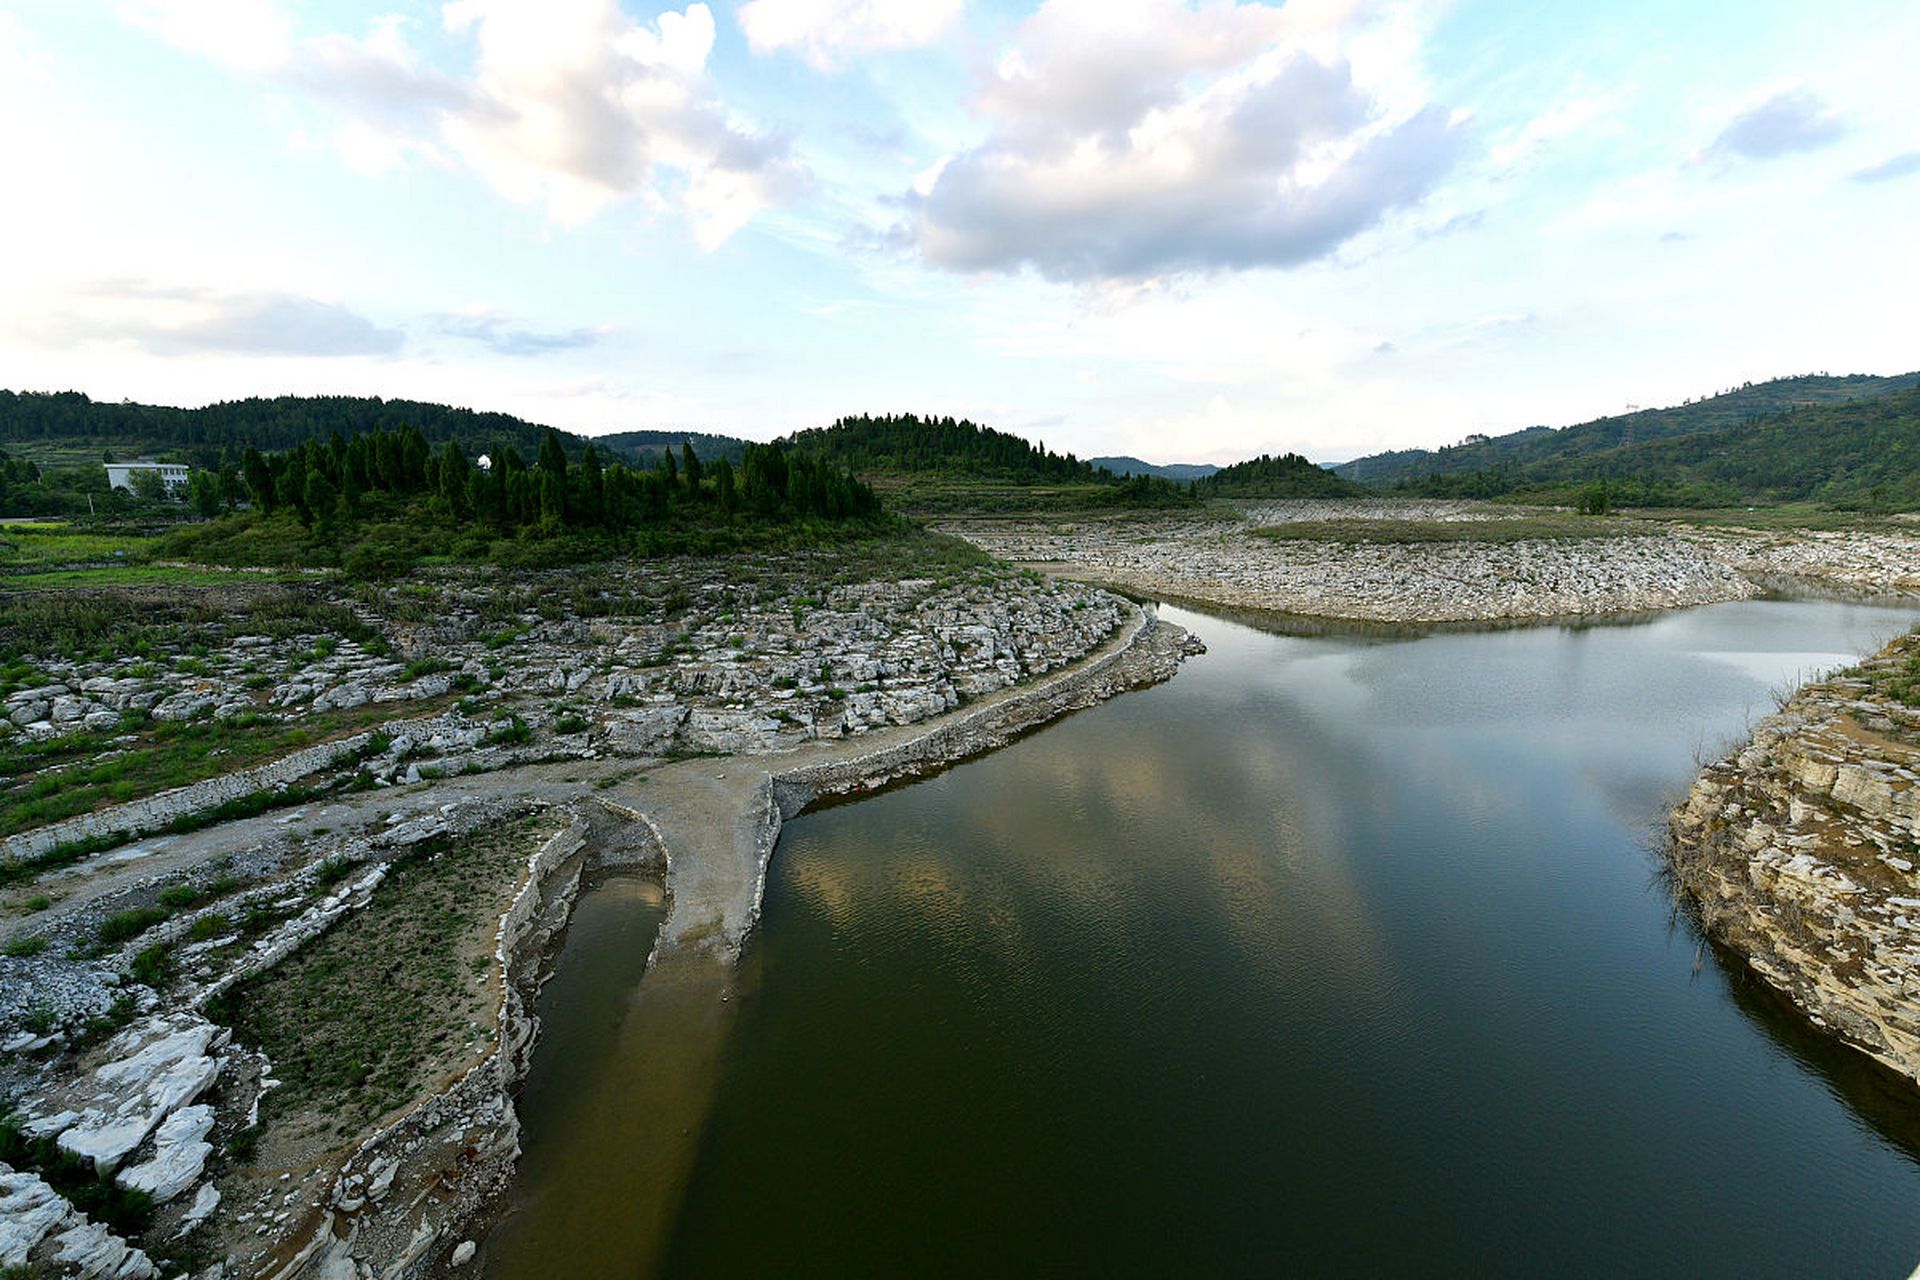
[{"left": 0, "top": 522, "right": 154, "bottom": 566}]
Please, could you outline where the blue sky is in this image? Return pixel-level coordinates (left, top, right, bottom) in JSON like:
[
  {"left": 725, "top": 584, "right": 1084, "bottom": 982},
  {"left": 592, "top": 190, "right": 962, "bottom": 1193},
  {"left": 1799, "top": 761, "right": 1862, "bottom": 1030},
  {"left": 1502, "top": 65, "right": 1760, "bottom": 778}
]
[{"left": 2, "top": 0, "right": 1915, "bottom": 463}]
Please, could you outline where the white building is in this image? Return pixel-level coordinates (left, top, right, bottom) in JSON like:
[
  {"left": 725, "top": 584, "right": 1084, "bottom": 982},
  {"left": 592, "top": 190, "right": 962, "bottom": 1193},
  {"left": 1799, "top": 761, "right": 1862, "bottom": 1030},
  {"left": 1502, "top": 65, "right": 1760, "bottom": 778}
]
[{"left": 105, "top": 461, "right": 190, "bottom": 494}]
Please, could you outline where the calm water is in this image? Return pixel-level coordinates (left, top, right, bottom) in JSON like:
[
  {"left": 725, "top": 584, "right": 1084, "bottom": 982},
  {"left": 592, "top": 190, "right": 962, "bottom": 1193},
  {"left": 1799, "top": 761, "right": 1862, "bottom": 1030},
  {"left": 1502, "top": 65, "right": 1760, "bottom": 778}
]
[{"left": 496, "top": 598, "right": 1920, "bottom": 1278}]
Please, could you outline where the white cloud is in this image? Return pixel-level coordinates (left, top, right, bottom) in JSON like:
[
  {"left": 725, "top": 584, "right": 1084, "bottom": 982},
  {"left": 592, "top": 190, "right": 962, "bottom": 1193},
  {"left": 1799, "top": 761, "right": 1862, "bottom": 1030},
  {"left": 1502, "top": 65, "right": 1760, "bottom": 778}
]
[
  {"left": 25, "top": 280, "right": 403, "bottom": 357},
  {"left": 117, "top": 0, "right": 291, "bottom": 73},
  {"left": 903, "top": 0, "right": 1462, "bottom": 283},
  {"left": 116, "top": 0, "right": 804, "bottom": 246},
  {"left": 737, "top": 0, "right": 963, "bottom": 70}
]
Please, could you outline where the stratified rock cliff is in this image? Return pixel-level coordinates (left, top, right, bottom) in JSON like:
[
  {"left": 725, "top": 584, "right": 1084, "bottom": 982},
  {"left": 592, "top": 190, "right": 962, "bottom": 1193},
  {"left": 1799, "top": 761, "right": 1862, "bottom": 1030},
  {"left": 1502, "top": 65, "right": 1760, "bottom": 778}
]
[{"left": 1669, "top": 634, "right": 1920, "bottom": 1088}]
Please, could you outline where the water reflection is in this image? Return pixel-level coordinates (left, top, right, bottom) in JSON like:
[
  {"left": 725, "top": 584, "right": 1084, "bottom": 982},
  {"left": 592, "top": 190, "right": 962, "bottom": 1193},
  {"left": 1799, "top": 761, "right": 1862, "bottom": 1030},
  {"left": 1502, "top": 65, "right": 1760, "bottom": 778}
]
[{"left": 499, "top": 597, "right": 1920, "bottom": 1279}]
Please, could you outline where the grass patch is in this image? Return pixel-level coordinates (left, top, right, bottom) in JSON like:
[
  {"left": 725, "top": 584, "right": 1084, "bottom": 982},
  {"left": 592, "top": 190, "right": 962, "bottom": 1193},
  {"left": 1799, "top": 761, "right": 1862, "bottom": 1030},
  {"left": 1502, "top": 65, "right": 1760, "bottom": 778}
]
[
  {"left": 157, "top": 884, "right": 202, "bottom": 910},
  {"left": 0, "top": 523, "right": 155, "bottom": 568},
  {"left": 1857, "top": 633, "right": 1920, "bottom": 707},
  {"left": 0, "top": 689, "right": 456, "bottom": 840},
  {"left": 98, "top": 906, "right": 169, "bottom": 946},
  {"left": 1249, "top": 515, "right": 1659, "bottom": 545},
  {"left": 1, "top": 565, "right": 313, "bottom": 590},
  {"left": 129, "top": 941, "right": 173, "bottom": 987},
  {"left": 208, "top": 817, "right": 541, "bottom": 1132},
  {"left": 2, "top": 934, "right": 47, "bottom": 958}
]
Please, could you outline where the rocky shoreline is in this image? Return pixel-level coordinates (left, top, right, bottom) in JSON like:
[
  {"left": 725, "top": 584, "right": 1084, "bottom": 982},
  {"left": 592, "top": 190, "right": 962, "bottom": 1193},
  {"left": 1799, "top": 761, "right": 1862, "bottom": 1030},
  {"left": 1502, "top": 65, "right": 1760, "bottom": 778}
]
[
  {"left": 945, "top": 502, "right": 1920, "bottom": 624},
  {"left": 1668, "top": 631, "right": 1920, "bottom": 1091},
  {"left": 0, "top": 565, "right": 1197, "bottom": 1279}
]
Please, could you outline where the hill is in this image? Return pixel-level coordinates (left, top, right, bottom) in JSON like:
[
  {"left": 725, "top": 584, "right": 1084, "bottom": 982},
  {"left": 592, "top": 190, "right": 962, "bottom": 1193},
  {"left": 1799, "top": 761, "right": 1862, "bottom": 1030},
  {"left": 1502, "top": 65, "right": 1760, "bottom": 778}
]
[
  {"left": 1089, "top": 456, "right": 1219, "bottom": 483},
  {"left": 1398, "top": 385, "right": 1920, "bottom": 509},
  {"left": 785, "top": 414, "right": 1109, "bottom": 483},
  {"left": 783, "top": 414, "right": 1195, "bottom": 511},
  {"left": 595, "top": 429, "right": 748, "bottom": 466},
  {"left": 0, "top": 390, "right": 749, "bottom": 475},
  {"left": 1193, "top": 453, "right": 1363, "bottom": 499},
  {"left": 1334, "top": 372, "right": 1920, "bottom": 489}
]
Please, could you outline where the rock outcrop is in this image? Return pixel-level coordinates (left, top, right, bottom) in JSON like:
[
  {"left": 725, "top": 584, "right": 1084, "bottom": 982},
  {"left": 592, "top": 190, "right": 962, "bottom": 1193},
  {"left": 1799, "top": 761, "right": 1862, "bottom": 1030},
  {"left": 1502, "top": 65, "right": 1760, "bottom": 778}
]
[{"left": 1668, "top": 634, "right": 1920, "bottom": 1089}]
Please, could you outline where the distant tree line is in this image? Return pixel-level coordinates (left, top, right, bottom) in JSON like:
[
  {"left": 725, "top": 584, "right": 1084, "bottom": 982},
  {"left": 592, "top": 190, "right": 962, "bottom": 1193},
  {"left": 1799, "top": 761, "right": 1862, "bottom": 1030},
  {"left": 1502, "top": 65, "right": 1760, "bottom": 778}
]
[{"left": 235, "top": 427, "right": 880, "bottom": 535}]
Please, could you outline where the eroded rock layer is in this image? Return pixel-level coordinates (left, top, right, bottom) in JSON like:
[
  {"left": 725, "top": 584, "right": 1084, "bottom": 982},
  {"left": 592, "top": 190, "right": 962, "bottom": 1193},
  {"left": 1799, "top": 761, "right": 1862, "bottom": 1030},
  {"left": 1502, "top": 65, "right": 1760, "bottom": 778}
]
[{"left": 1669, "top": 634, "right": 1920, "bottom": 1088}]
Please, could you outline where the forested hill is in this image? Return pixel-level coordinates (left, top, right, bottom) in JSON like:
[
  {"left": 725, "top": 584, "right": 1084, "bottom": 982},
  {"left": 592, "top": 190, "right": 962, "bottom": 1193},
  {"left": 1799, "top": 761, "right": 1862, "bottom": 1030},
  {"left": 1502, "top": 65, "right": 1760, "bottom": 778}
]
[
  {"left": 785, "top": 414, "right": 1113, "bottom": 484},
  {"left": 1394, "top": 385, "right": 1920, "bottom": 509},
  {"left": 1194, "top": 453, "right": 1362, "bottom": 498},
  {"left": 1334, "top": 372, "right": 1920, "bottom": 489},
  {"left": 595, "top": 429, "right": 747, "bottom": 465},
  {"left": 0, "top": 390, "right": 743, "bottom": 473}
]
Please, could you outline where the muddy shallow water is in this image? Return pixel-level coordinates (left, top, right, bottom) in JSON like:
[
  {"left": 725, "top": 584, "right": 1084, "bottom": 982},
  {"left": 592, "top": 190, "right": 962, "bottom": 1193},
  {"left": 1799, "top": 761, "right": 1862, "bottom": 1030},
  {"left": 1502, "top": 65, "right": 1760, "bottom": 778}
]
[{"left": 491, "top": 598, "right": 1920, "bottom": 1278}]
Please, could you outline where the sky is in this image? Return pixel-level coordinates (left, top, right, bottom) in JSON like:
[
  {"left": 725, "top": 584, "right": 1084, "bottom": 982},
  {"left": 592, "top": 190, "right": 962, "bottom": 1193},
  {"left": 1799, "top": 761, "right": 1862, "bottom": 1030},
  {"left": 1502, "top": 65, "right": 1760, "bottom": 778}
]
[{"left": 2, "top": 0, "right": 1916, "bottom": 464}]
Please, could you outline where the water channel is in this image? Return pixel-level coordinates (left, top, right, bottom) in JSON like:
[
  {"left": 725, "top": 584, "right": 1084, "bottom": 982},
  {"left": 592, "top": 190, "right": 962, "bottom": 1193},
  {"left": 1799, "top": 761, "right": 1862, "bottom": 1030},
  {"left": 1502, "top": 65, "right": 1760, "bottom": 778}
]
[{"left": 489, "top": 597, "right": 1920, "bottom": 1278}]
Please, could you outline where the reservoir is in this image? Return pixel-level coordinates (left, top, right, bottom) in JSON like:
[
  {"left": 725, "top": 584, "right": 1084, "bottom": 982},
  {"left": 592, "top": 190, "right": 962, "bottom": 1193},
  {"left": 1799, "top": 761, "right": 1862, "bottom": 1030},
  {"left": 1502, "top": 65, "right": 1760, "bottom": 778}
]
[{"left": 491, "top": 597, "right": 1920, "bottom": 1278}]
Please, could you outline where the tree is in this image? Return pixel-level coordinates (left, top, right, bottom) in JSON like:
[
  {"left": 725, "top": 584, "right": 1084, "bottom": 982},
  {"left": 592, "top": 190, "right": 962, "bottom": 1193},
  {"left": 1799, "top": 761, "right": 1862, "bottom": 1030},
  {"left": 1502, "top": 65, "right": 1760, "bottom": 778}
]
[
  {"left": 578, "top": 443, "right": 605, "bottom": 524},
  {"left": 304, "top": 470, "right": 337, "bottom": 529},
  {"left": 128, "top": 467, "right": 169, "bottom": 504},
  {"left": 681, "top": 441, "right": 703, "bottom": 491},
  {"left": 713, "top": 457, "right": 737, "bottom": 515},
  {"left": 187, "top": 470, "right": 222, "bottom": 518},
  {"left": 537, "top": 429, "right": 569, "bottom": 479},
  {"left": 1576, "top": 478, "right": 1612, "bottom": 515},
  {"left": 243, "top": 446, "right": 276, "bottom": 512},
  {"left": 437, "top": 439, "right": 471, "bottom": 518}
]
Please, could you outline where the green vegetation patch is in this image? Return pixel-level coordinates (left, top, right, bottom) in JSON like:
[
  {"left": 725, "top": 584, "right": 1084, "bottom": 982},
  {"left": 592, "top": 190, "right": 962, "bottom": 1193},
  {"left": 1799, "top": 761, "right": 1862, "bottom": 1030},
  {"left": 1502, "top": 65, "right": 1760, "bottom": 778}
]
[
  {"left": 3, "top": 565, "right": 312, "bottom": 590},
  {"left": 207, "top": 815, "right": 544, "bottom": 1135},
  {"left": 0, "top": 586, "right": 381, "bottom": 666},
  {"left": 0, "top": 693, "right": 444, "bottom": 840},
  {"left": 0, "top": 522, "right": 155, "bottom": 568},
  {"left": 1250, "top": 516, "right": 1659, "bottom": 545},
  {"left": 1857, "top": 637, "right": 1920, "bottom": 707}
]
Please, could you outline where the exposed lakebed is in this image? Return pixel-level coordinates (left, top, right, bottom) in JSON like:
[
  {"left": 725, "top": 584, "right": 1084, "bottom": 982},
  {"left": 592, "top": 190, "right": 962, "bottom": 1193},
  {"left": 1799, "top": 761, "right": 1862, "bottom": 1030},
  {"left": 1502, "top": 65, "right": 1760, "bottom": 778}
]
[{"left": 491, "top": 598, "right": 1920, "bottom": 1278}]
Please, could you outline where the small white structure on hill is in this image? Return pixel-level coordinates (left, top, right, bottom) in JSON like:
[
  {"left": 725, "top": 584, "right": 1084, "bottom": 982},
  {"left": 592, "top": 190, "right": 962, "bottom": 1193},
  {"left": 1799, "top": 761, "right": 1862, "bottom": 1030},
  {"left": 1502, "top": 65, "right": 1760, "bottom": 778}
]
[{"left": 105, "top": 460, "right": 190, "bottom": 493}]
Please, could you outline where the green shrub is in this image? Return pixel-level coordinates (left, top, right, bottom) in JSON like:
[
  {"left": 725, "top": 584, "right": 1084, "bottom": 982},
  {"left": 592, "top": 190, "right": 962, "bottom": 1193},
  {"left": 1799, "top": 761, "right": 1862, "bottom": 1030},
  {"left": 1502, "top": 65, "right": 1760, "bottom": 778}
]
[
  {"left": 486, "top": 715, "right": 532, "bottom": 746},
  {"left": 227, "top": 1125, "right": 260, "bottom": 1164},
  {"left": 98, "top": 906, "right": 169, "bottom": 946},
  {"left": 342, "top": 540, "right": 415, "bottom": 581},
  {"left": 158, "top": 884, "right": 202, "bottom": 910},
  {"left": 186, "top": 915, "right": 227, "bottom": 942},
  {"left": 129, "top": 942, "right": 173, "bottom": 987},
  {"left": 2, "top": 934, "right": 47, "bottom": 958}
]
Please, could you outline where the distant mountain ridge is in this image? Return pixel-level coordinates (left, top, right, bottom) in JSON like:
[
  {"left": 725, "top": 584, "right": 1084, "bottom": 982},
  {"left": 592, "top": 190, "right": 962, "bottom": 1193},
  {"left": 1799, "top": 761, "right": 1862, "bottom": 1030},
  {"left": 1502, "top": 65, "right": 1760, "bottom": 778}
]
[
  {"left": 1373, "top": 382, "right": 1920, "bottom": 509},
  {"left": 1089, "top": 456, "right": 1219, "bottom": 483},
  {"left": 0, "top": 390, "right": 754, "bottom": 475},
  {"left": 1334, "top": 372, "right": 1920, "bottom": 489}
]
